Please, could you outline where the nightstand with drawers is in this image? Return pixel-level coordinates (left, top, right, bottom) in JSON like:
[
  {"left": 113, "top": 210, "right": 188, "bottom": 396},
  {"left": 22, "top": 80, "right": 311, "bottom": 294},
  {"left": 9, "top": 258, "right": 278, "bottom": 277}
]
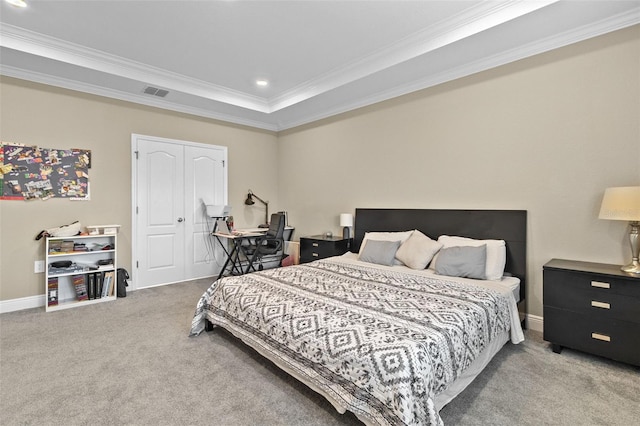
[
  {"left": 543, "top": 259, "right": 640, "bottom": 366},
  {"left": 299, "top": 235, "right": 351, "bottom": 264}
]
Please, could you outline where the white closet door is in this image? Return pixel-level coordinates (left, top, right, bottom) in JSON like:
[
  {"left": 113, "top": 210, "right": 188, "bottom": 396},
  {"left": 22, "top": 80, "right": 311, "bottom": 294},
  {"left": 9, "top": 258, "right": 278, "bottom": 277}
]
[
  {"left": 136, "top": 138, "right": 185, "bottom": 287},
  {"left": 184, "top": 145, "right": 226, "bottom": 280},
  {"left": 133, "top": 135, "right": 227, "bottom": 289}
]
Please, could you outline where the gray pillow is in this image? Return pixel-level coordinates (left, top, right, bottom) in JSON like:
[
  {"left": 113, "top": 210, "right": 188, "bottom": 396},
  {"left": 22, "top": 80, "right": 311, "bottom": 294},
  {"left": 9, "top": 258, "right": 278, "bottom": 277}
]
[
  {"left": 358, "top": 239, "right": 401, "bottom": 266},
  {"left": 434, "top": 245, "right": 487, "bottom": 280}
]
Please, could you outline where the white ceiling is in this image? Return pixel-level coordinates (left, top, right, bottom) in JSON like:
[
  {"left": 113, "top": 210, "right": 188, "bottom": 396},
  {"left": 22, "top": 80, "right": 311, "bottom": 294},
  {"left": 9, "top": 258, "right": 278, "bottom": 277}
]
[{"left": 1, "top": 1, "right": 639, "bottom": 131}]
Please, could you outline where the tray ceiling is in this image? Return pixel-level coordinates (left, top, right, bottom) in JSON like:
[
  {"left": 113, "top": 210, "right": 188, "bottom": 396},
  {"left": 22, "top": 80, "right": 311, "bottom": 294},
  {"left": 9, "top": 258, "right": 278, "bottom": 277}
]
[{"left": 1, "top": 1, "right": 639, "bottom": 131}]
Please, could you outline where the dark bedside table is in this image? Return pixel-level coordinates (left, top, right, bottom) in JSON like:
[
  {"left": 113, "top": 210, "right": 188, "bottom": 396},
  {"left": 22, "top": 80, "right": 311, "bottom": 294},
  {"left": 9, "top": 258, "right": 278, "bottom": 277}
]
[
  {"left": 300, "top": 235, "right": 352, "bottom": 264},
  {"left": 543, "top": 258, "right": 640, "bottom": 366}
]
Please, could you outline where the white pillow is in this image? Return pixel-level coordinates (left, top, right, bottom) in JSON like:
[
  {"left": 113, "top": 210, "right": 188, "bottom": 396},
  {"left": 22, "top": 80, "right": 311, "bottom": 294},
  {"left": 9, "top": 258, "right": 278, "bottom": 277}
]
[
  {"left": 359, "top": 230, "right": 414, "bottom": 264},
  {"left": 395, "top": 230, "right": 442, "bottom": 270},
  {"left": 431, "top": 235, "right": 506, "bottom": 281}
]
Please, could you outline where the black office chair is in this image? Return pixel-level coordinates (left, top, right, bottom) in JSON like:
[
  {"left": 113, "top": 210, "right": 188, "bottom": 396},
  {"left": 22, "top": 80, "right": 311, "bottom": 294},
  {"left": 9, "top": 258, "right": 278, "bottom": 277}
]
[{"left": 246, "top": 213, "right": 286, "bottom": 272}]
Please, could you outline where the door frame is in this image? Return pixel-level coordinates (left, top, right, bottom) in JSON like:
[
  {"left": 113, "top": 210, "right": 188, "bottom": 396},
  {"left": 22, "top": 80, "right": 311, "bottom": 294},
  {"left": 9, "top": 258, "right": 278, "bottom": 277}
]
[{"left": 130, "top": 133, "right": 228, "bottom": 291}]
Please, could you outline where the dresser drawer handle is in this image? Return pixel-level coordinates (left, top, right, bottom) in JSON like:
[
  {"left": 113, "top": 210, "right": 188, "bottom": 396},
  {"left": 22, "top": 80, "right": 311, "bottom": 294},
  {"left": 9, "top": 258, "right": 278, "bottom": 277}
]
[
  {"left": 591, "top": 332, "right": 611, "bottom": 342},
  {"left": 312, "top": 253, "right": 318, "bottom": 257},
  {"left": 312, "top": 243, "right": 319, "bottom": 247},
  {"left": 591, "top": 301, "right": 610, "bottom": 309},
  {"left": 591, "top": 281, "right": 610, "bottom": 289}
]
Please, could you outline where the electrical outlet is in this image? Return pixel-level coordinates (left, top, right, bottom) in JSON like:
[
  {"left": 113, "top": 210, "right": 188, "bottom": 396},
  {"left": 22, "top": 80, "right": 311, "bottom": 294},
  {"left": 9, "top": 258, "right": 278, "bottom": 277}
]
[{"left": 34, "top": 260, "right": 45, "bottom": 274}]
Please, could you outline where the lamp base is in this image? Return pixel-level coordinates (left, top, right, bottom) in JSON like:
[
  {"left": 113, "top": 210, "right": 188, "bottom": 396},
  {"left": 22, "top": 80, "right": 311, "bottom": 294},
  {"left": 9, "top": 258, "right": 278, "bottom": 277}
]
[
  {"left": 623, "top": 221, "right": 640, "bottom": 275},
  {"left": 343, "top": 226, "right": 350, "bottom": 240},
  {"left": 342, "top": 227, "right": 351, "bottom": 249},
  {"left": 621, "top": 260, "right": 640, "bottom": 275}
]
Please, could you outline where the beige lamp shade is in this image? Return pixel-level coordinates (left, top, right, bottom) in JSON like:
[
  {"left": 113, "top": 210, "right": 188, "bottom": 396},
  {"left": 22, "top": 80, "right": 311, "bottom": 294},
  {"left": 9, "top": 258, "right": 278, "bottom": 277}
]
[{"left": 598, "top": 186, "right": 640, "bottom": 221}]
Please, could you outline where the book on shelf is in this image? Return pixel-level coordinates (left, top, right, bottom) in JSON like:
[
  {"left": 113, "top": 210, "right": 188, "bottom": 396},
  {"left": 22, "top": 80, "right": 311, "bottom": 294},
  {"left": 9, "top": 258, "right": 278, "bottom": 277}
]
[
  {"left": 109, "top": 271, "right": 116, "bottom": 296},
  {"left": 109, "top": 274, "right": 115, "bottom": 296},
  {"left": 80, "top": 272, "right": 109, "bottom": 300},
  {"left": 102, "top": 271, "right": 115, "bottom": 298},
  {"left": 72, "top": 275, "right": 88, "bottom": 301},
  {"left": 47, "top": 277, "right": 59, "bottom": 307},
  {"left": 101, "top": 272, "right": 109, "bottom": 298},
  {"left": 102, "top": 273, "right": 108, "bottom": 298},
  {"left": 96, "top": 272, "right": 103, "bottom": 299},
  {"left": 88, "top": 273, "right": 95, "bottom": 299},
  {"left": 93, "top": 272, "right": 102, "bottom": 299}
]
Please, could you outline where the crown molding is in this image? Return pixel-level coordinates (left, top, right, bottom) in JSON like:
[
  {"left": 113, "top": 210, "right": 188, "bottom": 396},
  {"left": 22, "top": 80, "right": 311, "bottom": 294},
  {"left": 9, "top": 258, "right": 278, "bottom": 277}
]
[
  {"left": 276, "top": 8, "right": 640, "bottom": 131},
  {"left": 267, "top": 0, "right": 559, "bottom": 112},
  {"left": 0, "top": 65, "right": 279, "bottom": 132},
  {"left": 1, "top": 4, "right": 637, "bottom": 132},
  {"left": 1, "top": 1, "right": 557, "bottom": 115},
  {"left": 0, "top": 24, "right": 271, "bottom": 113}
]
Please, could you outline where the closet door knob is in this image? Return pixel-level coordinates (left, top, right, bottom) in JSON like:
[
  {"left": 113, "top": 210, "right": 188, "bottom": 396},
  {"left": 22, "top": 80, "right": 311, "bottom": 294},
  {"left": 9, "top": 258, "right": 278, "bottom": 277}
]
[{"left": 177, "top": 217, "right": 184, "bottom": 223}]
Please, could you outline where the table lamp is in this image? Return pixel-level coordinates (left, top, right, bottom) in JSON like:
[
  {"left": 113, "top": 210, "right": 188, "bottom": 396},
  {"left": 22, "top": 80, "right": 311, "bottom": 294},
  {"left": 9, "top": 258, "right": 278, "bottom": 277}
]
[
  {"left": 340, "top": 213, "right": 353, "bottom": 240},
  {"left": 599, "top": 186, "right": 640, "bottom": 274}
]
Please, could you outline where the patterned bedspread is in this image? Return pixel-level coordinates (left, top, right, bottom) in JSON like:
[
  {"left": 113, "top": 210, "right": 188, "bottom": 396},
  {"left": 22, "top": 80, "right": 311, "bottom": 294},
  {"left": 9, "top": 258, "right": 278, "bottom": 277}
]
[{"left": 190, "top": 257, "right": 522, "bottom": 426}]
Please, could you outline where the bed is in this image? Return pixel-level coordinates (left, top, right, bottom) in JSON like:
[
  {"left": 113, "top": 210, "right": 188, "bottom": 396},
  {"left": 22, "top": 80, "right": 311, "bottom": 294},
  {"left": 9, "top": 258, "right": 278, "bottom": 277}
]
[{"left": 190, "top": 208, "right": 527, "bottom": 425}]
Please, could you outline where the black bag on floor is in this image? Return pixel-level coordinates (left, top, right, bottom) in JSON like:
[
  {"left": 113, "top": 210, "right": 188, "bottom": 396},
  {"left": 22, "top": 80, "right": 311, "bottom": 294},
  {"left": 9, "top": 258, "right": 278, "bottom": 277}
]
[{"left": 117, "top": 268, "right": 129, "bottom": 298}]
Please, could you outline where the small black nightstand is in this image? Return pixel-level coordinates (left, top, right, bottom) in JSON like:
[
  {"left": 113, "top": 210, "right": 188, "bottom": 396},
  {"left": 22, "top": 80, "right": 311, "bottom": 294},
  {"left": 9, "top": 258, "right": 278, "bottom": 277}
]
[
  {"left": 543, "top": 259, "right": 640, "bottom": 366},
  {"left": 300, "top": 235, "right": 351, "bottom": 264}
]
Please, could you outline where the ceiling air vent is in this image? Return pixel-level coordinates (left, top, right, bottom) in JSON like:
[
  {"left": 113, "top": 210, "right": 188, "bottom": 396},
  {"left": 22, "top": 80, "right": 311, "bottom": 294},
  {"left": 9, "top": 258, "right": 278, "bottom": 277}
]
[{"left": 143, "top": 86, "right": 169, "bottom": 97}]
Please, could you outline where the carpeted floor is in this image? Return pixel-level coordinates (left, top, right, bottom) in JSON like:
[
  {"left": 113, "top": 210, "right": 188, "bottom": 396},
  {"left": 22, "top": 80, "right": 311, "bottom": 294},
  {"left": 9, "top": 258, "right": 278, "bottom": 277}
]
[{"left": 1, "top": 278, "right": 638, "bottom": 425}]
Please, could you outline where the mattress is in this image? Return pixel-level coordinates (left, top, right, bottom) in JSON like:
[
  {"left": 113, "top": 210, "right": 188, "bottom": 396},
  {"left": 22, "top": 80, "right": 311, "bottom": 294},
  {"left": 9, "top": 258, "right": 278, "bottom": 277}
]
[
  {"left": 191, "top": 255, "right": 524, "bottom": 425},
  {"left": 340, "top": 252, "right": 522, "bottom": 303}
]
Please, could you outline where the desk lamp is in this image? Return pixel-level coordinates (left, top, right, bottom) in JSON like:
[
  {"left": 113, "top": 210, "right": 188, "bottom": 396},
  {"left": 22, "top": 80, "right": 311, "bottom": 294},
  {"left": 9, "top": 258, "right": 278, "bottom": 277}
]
[{"left": 245, "top": 190, "right": 269, "bottom": 227}]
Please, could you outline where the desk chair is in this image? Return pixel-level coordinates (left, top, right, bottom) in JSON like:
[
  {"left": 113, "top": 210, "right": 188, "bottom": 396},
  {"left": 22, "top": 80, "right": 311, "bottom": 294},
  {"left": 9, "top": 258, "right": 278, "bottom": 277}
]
[{"left": 246, "top": 213, "right": 286, "bottom": 271}]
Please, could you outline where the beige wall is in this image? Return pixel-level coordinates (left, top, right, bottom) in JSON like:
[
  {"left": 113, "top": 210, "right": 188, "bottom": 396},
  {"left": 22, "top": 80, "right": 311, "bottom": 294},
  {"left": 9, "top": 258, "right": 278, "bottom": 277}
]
[
  {"left": 0, "top": 78, "right": 278, "bottom": 301},
  {"left": 1, "top": 26, "right": 639, "bottom": 319},
  {"left": 278, "top": 25, "right": 640, "bottom": 318}
]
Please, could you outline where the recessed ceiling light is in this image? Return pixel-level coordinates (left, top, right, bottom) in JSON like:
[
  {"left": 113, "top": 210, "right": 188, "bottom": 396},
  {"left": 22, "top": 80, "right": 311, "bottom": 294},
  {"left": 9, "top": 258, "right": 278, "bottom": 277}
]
[
  {"left": 256, "top": 80, "right": 269, "bottom": 87},
  {"left": 5, "top": 0, "right": 27, "bottom": 8}
]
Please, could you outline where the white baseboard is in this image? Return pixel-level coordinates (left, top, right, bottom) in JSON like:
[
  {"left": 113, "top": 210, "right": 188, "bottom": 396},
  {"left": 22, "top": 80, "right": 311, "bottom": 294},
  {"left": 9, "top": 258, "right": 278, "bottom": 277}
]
[
  {"left": 526, "top": 313, "right": 543, "bottom": 333},
  {"left": 0, "top": 294, "right": 45, "bottom": 313},
  {"left": 0, "top": 278, "right": 137, "bottom": 314}
]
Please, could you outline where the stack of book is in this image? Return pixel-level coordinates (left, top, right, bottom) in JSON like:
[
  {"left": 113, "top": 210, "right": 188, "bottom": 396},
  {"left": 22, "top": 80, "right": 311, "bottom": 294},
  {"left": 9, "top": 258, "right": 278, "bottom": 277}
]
[
  {"left": 73, "top": 242, "right": 88, "bottom": 252},
  {"left": 83, "top": 271, "right": 116, "bottom": 300},
  {"left": 102, "top": 271, "right": 116, "bottom": 297}
]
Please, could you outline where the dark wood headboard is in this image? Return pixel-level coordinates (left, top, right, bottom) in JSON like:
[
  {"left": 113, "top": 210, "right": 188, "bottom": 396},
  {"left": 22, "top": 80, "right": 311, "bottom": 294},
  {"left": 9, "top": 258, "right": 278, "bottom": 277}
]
[{"left": 353, "top": 209, "right": 527, "bottom": 302}]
